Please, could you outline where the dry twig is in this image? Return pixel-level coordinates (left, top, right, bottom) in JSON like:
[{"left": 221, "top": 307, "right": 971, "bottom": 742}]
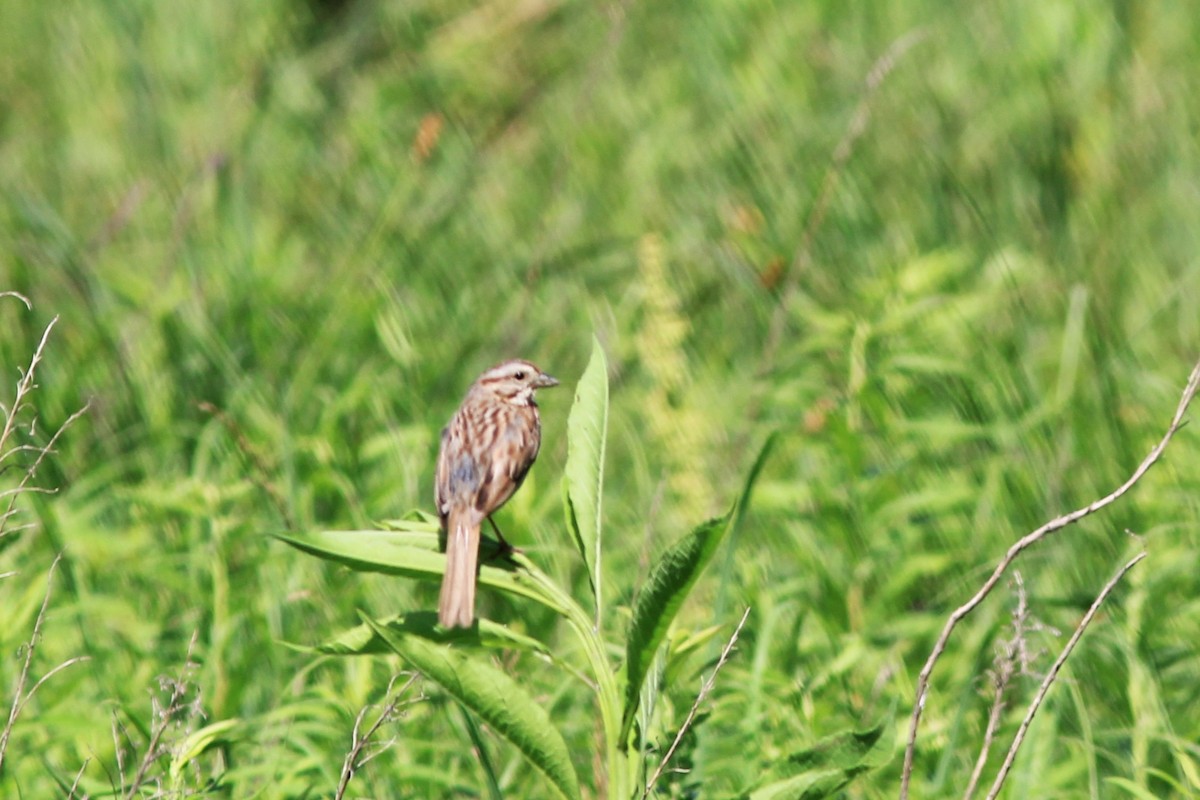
[
  {"left": 962, "top": 572, "right": 1052, "bottom": 800},
  {"left": 124, "top": 632, "right": 203, "bottom": 799},
  {"left": 900, "top": 357, "right": 1200, "bottom": 798},
  {"left": 642, "top": 606, "right": 751, "bottom": 798},
  {"left": 985, "top": 552, "right": 1146, "bottom": 799},
  {"left": 0, "top": 557, "right": 91, "bottom": 773},
  {"left": 0, "top": 403, "right": 90, "bottom": 537},
  {"left": 335, "top": 672, "right": 422, "bottom": 800},
  {"left": 0, "top": 301, "right": 90, "bottom": 540},
  {"left": 68, "top": 757, "right": 91, "bottom": 799}
]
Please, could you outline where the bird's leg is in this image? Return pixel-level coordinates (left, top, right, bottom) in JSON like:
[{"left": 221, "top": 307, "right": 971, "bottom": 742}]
[{"left": 485, "top": 516, "right": 517, "bottom": 558}]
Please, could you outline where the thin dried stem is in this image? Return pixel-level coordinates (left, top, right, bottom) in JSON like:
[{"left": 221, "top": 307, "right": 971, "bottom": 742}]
[
  {"left": 335, "top": 673, "right": 421, "bottom": 800},
  {"left": 0, "top": 302, "right": 89, "bottom": 540},
  {"left": 68, "top": 756, "right": 91, "bottom": 799},
  {"left": 900, "top": 357, "right": 1200, "bottom": 798},
  {"left": 111, "top": 709, "right": 129, "bottom": 797},
  {"left": 0, "top": 557, "right": 89, "bottom": 773},
  {"left": 962, "top": 572, "right": 1044, "bottom": 800},
  {"left": 985, "top": 552, "right": 1147, "bottom": 799},
  {"left": 0, "top": 292, "right": 33, "bottom": 311},
  {"left": 0, "top": 402, "right": 90, "bottom": 538},
  {"left": 963, "top": 673, "right": 1008, "bottom": 800},
  {"left": 0, "top": 316, "right": 57, "bottom": 456},
  {"left": 642, "top": 606, "right": 751, "bottom": 798},
  {"left": 124, "top": 632, "right": 201, "bottom": 799}
]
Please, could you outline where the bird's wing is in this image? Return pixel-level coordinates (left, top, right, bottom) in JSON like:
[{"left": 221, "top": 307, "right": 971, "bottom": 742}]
[{"left": 434, "top": 424, "right": 452, "bottom": 521}]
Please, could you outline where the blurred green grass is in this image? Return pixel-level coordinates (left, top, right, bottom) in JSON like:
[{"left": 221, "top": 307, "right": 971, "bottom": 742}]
[{"left": 3, "top": 0, "right": 1200, "bottom": 796}]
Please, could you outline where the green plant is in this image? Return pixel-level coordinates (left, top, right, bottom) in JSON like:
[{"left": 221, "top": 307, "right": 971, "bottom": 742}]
[{"left": 278, "top": 339, "right": 890, "bottom": 799}]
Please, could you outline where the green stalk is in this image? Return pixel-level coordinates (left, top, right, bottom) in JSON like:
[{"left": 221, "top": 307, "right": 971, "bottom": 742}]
[{"left": 516, "top": 556, "right": 632, "bottom": 798}]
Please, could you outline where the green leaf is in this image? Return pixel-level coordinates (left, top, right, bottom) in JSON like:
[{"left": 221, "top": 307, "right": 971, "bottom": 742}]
[
  {"left": 713, "top": 433, "right": 778, "bottom": 624},
  {"left": 274, "top": 527, "right": 566, "bottom": 613},
  {"left": 310, "top": 613, "right": 554, "bottom": 658},
  {"left": 745, "top": 718, "right": 893, "bottom": 800},
  {"left": 1104, "top": 777, "right": 1179, "bottom": 800},
  {"left": 365, "top": 615, "right": 581, "bottom": 800},
  {"left": 169, "top": 718, "right": 242, "bottom": 780},
  {"left": 620, "top": 434, "right": 776, "bottom": 745},
  {"left": 663, "top": 624, "right": 724, "bottom": 687},
  {"left": 460, "top": 705, "right": 505, "bottom": 800},
  {"left": 563, "top": 335, "right": 608, "bottom": 608},
  {"left": 619, "top": 512, "right": 732, "bottom": 744}
]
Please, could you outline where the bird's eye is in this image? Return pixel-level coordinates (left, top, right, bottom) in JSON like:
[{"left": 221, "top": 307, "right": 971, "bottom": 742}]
[{"left": 514, "top": 371, "right": 526, "bottom": 380}]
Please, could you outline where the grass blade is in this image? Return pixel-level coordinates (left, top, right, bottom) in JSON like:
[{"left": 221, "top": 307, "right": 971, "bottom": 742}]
[{"left": 712, "top": 433, "right": 778, "bottom": 625}]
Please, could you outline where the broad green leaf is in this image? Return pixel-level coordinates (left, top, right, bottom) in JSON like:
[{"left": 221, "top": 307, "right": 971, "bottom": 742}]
[
  {"left": 365, "top": 615, "right": 581, "bottom": 800},
  {"left": 786, "top": 720, "right": 892, "bottom": 771},
  {"left": 746, "top": 770, "right": 851, "bottom": 800},
  {"left": 619, "top": 511, "right": 731, "bottom": 744},
  {"left": 378, "top": 513, "right": 441, "bottom": 531},
  {"left": 621, "top": 434, "right": 776, "bottom": 743},
  {"left": 170, "top": 718, "right": 242, "bottom": 780},
  {"left": 563, "top": 335, "right": 608, "bottom": 607},
  {"left": 274, "top": 528, "right": 566, "bottom": 613},
  {"left": 745, "top": 718, "right": 893, "bottom": 800},
  {"left": 312, "top": 613, "right": 553, "bottom": 659}
]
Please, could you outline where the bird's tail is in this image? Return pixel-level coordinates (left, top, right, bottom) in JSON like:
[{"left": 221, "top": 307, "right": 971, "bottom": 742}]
[{"left": 438, "top": 510, "right": 480, "bottom": 628}]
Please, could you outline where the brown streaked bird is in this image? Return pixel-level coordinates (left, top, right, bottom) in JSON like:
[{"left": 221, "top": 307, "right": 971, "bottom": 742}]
[{"left": 435, "top": 359, "right": 559, "bottom": 628}]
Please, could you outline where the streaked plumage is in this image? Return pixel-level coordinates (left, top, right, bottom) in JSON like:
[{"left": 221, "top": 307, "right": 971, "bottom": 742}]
[{"left": 435, "top": 359, "right": 558, "bottom": 628}]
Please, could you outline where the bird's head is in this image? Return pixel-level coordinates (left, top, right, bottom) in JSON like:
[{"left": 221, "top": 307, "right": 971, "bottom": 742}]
[{"left": 475, "top": 359, "right": 559, "bottom": 406}]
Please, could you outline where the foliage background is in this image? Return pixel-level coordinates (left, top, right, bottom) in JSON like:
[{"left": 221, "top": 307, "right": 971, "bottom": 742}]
[{"left": 3, "top": 0, "right": 1200, "bottom": 796}]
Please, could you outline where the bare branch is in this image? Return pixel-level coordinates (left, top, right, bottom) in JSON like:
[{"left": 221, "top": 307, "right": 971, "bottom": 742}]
[
  {"left": 68, "top": 756, "right": 91, "bottom": 799},
  {"left": 985, "top": 552, "right": 1147, "bottom": 799},
  {"left": 111, "top": 709, "right": 129, "bottom": 797},
  {"left": 0, "top": 556, "right": 64, "bottom": 772},
  {"left": 642, "top": 606, "right": 751, "bottom": 799},
  {"left": 335, "top": 672, "right": 422, "bottom": 800},
  {"left": 0, "top": 303, "right": 89, "bottom": 541},
  {"left": 962, "top": 669, "right": 1009, "bottom": 800},
  {"left": 0, "top": 486, "right": 59, "bottom": 500},
  {"left": 962, "top": 572, "right": 1046, "bottom": 800},
  {"left": 14, "top": 656, "right": 92, "bottom": 721},
  {"left": 0, "top": 520, "right": 36, "bottom": 538},
  {"left": 0, "top": 316, "right": 58, "bottom": 456},
  {"left": 124, "top": 631, "right": 202, "bottom": 799},
  {"left": 0, "top": 292, "right": 32, "bottom": 310},
  {"left": 0, "top": 401, "right": 90, "bottom": 539},
  {"left": 900, "top": 356, "right": 1200, "bottom": 798},
  {"left": 0, "top": 443, "right": 56, "bottom": 465}
]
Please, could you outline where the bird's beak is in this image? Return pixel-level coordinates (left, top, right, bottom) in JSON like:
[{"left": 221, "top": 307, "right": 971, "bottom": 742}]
[{"left": 534, "top": 373, "right": 560, "bottom": 389}]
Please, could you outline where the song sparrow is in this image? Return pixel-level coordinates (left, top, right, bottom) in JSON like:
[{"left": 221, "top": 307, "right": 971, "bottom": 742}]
[{"left": 435, "top": 359, "right": 559, "bottom": 628}]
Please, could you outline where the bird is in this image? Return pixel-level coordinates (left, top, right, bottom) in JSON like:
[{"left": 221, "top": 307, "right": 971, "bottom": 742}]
[{"left": 435, "top": 359, "right": 559, "bottom": 628}]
